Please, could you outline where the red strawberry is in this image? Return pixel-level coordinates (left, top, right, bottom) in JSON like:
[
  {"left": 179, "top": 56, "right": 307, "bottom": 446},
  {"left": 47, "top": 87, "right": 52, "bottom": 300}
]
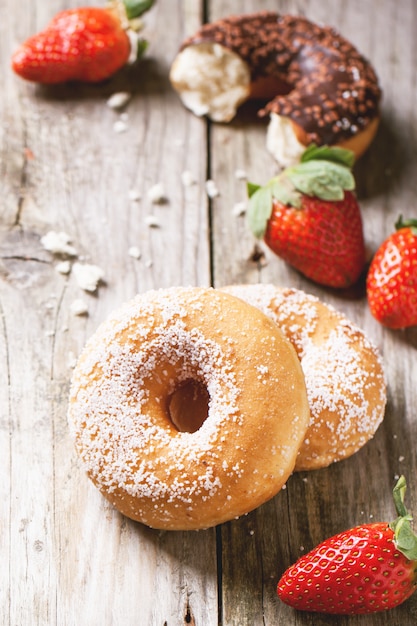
[
  {"left": 366, "top": 217, "right": 417, "bottom": 329},
  {"left": 277, "top": 476, "right": 417, "bottom": 614},
  {"left": 11, "top": 1, "right": 153, "bottom": 84},
  {"left": 247, "top": 145, "right": 366, "bottom": 288}
]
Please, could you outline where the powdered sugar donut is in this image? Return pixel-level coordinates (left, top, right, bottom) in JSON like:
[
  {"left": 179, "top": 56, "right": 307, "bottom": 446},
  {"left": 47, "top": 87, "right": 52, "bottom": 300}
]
[
  {"left": 68, "top": 286, "right": 310, "bottom": 530},
  {"left": 222, "top": 284, "right": 386, "bottom": 471},
  {"left": 170, "top": 12, "right": 381, "bottom": 166}
]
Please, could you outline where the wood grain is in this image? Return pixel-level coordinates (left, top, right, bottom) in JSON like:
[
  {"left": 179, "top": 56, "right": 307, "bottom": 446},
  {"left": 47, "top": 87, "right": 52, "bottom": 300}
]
[{"left": 1, "top": 0, "right": 417, "bottom": 624}]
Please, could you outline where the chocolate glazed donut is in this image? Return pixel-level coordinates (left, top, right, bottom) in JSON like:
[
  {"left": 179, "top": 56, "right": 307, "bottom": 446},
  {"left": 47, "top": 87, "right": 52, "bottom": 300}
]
[{"left": 170, "top": 12, "right": 382, "bottom": 166}]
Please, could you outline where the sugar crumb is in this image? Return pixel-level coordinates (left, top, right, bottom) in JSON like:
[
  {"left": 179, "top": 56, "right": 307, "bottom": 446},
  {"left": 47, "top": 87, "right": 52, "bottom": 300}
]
[
  {"left": 205, "top": 179, "right": 220, "bottom": 198},
  {"left": 70, "top": 299, "right": 89, "bottom": 316},
  {"left": 41, "top": 231, "right": 77, "bottom": 257},
  {"left": 145, "top": 215, "right": 162, "bottom": 228},
  {"left": 55, "top": 260, "right": 71, "bottom": 275},
  {"left": 128, "top": 246, "right": 142, "bottom": 259},
  {"left": 128, "top": 189, "right": 141, "bottom": 202},
  {"left": 235, "top": 169, "right": 247, "bottom": 180},
  {"left": 181, "top": 170, "right": 197, "bottom": 187},
  {"left": 72, "top": 262, "right": 105, "bottom": 292},
  {"left": 147, "top": 183, "right": 166, "bottom": 204},
  {"left": 113, "top": 119, "right": 128, "bottom": 133},
  {"left": 232, "top": 202, "right": 246, "bottom": 217},
  {"left": 107, "top": 92, "right": 132, "bottom": 110}
]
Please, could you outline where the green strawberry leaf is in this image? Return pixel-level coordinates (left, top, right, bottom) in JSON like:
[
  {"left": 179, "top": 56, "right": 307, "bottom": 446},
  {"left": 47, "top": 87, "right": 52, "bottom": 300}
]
[
  {"left": 246, "top": 143, "right": 356, "bottom": 238},
  {"left": 270, "top": 176, "right": 302, "bottom": 207},
  {"left": 393, "top": 474, "right": 409, "bottom": 518},
  {"left": 247, "top": 182, "right": 261, "bottom": 198},
  {"left": 286, "top": 160, "right": 355, "bottom": 201},
  {"left": 123, "top": 0, "right": 155, "bottom": 19},
  {"left": 246, "top": 184, "right": 273, "bottom": 238},
  {"left": 394, "top": 517, "right": 417, "bottom": 561},
  {"left": 246, "top": 175, "right": 302, "bottom": 238},
  {"left": 390, "top": 476, "right": 417, "bottom": 562},
  {"left": 301, "top": 143, "right": 356, "bottom": 168}
]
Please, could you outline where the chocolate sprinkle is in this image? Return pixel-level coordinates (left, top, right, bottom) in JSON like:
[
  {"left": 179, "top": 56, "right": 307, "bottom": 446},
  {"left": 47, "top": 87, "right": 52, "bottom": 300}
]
[{"left": 180, "top": 12, "right": 382, "bottom": 144}]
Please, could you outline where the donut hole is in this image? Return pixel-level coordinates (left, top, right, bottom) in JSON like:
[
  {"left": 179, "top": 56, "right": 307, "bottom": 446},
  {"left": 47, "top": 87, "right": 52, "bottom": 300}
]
[{"left": 167, "top": 379, "right": 210, "bottom": 433}]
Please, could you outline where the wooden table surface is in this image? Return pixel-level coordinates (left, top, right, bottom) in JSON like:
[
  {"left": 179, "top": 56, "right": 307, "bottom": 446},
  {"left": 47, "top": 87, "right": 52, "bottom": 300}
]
[{"left": 2, "top": 0, "right": 417, "bottom": 624}]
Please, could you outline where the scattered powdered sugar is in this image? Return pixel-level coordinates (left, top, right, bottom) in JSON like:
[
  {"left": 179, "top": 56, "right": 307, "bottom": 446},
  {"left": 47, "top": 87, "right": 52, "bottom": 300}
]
[
  {"left": 301, "top": 323, "right": 381, "bottom": 441},
  {"left": 40, "top": 231, "right": 106, "bottom": 308},
  {"left": 69, "top": 289, "right": 243, "bottom": 505},
  {"left": 222, "top": 284, "right": 386, "bottom": 466},
  {"left": 67, "top": 284, "right": 316, "bottom": 528}
]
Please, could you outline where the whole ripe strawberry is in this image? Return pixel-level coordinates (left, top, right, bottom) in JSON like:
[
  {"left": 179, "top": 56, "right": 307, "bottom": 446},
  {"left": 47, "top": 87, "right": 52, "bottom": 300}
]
[
  {"left": 366, "top": 217, "right": 417, "bottom": 329},
  {"left": 247, "top": 145, "right": 366, "bottom": 288},
  {"left": 278, "top": 476, "right": 417, "bottom": 615},
  {"left": 11, "top": 1, "right": 153, "bottom": 84}
]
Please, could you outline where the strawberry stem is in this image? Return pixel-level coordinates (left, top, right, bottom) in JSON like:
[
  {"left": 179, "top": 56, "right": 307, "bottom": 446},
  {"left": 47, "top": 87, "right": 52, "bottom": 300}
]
[
  {"left": 136, "top": 38, "right": 148, "bottom": 58},
  {"left": 395, "top": 215, "right": 417, "bottom": 235},
  {"left": 390, "top": 476, "right": 417, "bottom": 562},
  {"left": 393, "top": 475, "right": 409, "bottom": 517},
  {"left": 246, "top": 143, "right": 356, "bottom": 238}
]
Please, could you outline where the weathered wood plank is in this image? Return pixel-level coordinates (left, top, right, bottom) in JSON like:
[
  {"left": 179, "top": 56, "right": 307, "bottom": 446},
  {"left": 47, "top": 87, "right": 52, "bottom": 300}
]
[
  {"left": 209, "top": 0, "right": 417, "bottom": 625},
  {"left": 1, "top": 1, "right": 218, "bottom": 625},
  {"left": 2, "top": 0, "right": 417, "bottom": 624}
]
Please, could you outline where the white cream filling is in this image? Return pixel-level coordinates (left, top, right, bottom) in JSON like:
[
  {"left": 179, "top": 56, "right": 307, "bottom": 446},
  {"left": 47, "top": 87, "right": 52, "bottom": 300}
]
[
  {"left": 170, "top": 43, "right": 251, "bottom": 123},
  {"left": 266, "top": 113, "right": 306, "bottom": 167}
]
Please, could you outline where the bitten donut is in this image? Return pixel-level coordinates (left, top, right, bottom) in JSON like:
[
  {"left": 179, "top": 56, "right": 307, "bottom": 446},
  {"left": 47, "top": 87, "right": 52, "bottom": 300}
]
[
  {"left": 68, "top": 287, "right": 310, "bottom": 530},
  {"left": 170, "top": 12, "right": 381, "bottom": 166},
  {"left": 222, "top": 284, "right": 386, "bottom": 471}
]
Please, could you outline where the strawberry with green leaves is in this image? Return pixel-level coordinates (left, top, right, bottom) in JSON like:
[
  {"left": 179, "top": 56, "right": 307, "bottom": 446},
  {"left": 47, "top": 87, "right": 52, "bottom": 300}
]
[
  {"left": 247, "top": 145, "right": 366, "bottom": 288},
  {"left": 366, "top": 217, "right": 417, "bottom": 329},
  {"left": 278, "top": 476, "right": 417, "bottom": 615},
  {"left": 11, "top": 1, "right": 154, "bottom": 84}
]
